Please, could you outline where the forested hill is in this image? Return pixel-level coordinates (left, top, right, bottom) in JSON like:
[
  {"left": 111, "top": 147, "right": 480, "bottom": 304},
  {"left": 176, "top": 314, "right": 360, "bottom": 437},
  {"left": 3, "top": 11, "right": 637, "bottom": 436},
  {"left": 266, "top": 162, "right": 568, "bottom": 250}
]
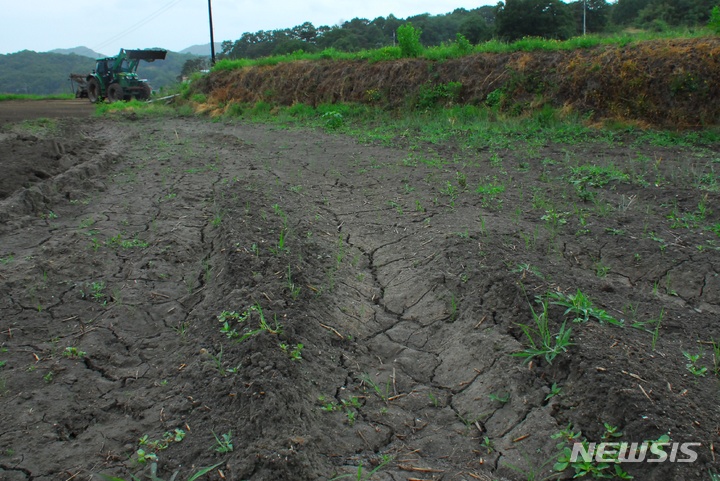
[
  {"left": 0, "top": 50, "right": 199, "bottom": 95},
  {"left": 219, "top": 0, "right": 714, "bottom": 59}
]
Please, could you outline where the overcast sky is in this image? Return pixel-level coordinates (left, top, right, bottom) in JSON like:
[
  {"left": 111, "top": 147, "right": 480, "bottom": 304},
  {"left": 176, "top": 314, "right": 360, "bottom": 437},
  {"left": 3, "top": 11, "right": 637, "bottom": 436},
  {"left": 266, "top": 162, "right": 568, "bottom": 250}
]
[{"left": 0, "top": 0, "right": 492, "bottom": 56}]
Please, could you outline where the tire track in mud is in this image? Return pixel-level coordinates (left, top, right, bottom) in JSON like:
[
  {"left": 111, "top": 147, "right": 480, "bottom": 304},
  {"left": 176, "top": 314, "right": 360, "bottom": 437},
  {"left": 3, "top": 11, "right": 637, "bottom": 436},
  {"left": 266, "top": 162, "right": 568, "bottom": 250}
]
[
  {"left": 231, "top": 125, "right": 561, "bottom": 480},
  {"left": 0, "top": 120, "right": 236, "bottom": 479}
]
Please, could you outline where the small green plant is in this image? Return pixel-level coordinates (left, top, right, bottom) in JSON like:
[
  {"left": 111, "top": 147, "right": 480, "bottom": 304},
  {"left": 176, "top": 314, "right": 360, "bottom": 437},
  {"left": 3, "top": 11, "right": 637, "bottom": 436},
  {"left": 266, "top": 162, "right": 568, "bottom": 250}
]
[
  {"left": 212, "top": 430, "right": 234, "bottom": 453},
  {"left": 43, "top": 371, "right": 54, "bottom": 383},
  {"left": 683, "top": 351, "right": 707, "bottom": 377},
  {"left": 553, "top": 424, "right": 647, "bottom": 479},
  {"left": 106, "top": 234, "right": 149, "bottom": 249},
  {"left": 545, "top": 383, "right": 562, "bottom": 400},
  {"left": 322, "top": 111, "right": 344, "bottom": 130},
  {"left": 135, "top": 448, "right": 158, "bottom": 464},
  {"left": 218, "top": 310, "right": 249, "bottom": 339},
  {"left": 330, "top": 454, "right": 392, "bottom": 480},
  {"left": 541, "top": 209, "right": 569, "bottom": 230},
  {"left": 99, "top": 462, "right": 222, "bottom": 481},
  {"left": 440, "top": 181, "right": 459, "bottom": 206},
  {"left": 548, "top": 289, "right": 621, "bottom": 326},
  {"left": 208, "top": 347, "right": 226, "bottom": 376},
  {"left": 286, "top": 265, "right": 302, "bottom": 300},
  {"left": 481, "top": 436, "right": 494, "bottom": 453},
  {"left": 360, "top": 373, "right": 391, "bottom": 403},
  {"left": 270, "top": 228, "right": 289, "bottom": 255},
  {"left": 601, "top": 422, "right": 623, "bottom": 440},
  {"left": 448, "top": 292, "right": 459, "bottom": 321},
  {"left": 488, "top": 391, "right": 510, "bottom": 404},
  {"left": 512, "top": 297, "right": 573, "bottom": 364},
  {"left": 81, "top": 280, "right": 108, "bottom": 305},
  {"left": 651, "top": 308, "right": 664, "bottom": 350},
  {"left": 211, "top": 211, "right": 223, "bottom": 227},
  {"left": 63, "top": 347, "right": 86, "bottom": 359},
  {"left": 218, "top": 304, "right": 282, "bottom": 342},
  {"left": 475, "top": 179, "right": 505, "bottom": 208},
  {"left": 512, "top": 263, "right": 544, "bottom": 280},
  {"left": 172, "top": 321, "right": 190, "bottom": 338},
  {"left": 711, "top": 339, "right": 720, "bottom": 376},
  {"left": 594, "top": 260, "right": 610, "bottom": 278},
  {"left": 456, "top": 171, "right": 468, "bottom": 189},
  {"left": 280, "top": 342, "right": 304, "bottom": 361}
]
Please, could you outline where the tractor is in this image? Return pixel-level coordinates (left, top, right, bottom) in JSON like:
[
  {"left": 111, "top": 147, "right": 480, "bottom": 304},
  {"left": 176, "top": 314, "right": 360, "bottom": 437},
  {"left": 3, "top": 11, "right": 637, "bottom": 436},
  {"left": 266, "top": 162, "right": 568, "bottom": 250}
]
[{"left": 82, "top": 48, "right": 167, "bottom": 103}]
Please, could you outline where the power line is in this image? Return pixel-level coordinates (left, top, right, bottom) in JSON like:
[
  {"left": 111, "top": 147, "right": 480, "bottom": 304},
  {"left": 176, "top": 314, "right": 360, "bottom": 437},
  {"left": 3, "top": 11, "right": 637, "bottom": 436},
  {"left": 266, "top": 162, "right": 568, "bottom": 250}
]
[{"left": 93, "top": 0, "right": 186, "bottom": 53}]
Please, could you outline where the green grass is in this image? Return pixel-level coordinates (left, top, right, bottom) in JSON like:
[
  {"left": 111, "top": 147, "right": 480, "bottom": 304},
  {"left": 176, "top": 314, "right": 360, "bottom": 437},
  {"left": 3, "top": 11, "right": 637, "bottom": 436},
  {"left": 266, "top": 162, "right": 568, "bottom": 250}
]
[
  {"left": 210, "top": 28, "right": 711, "bottom": 71},
  {"left": 0, "top": 93, "right": 74, "bottom": 101},
  {"left": 548, "top": 289, "right": 623, "bottom": 326}
]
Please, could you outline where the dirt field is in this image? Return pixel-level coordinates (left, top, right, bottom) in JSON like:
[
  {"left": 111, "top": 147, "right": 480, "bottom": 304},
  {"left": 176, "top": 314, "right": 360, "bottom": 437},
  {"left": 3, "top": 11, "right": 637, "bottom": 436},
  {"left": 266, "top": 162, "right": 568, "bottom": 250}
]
[
  {"left": 0, "top": 100, "right": 95, "bottom": 125},
  {"left": 1, "top": 101, "right": 719, "bottom": 481}
]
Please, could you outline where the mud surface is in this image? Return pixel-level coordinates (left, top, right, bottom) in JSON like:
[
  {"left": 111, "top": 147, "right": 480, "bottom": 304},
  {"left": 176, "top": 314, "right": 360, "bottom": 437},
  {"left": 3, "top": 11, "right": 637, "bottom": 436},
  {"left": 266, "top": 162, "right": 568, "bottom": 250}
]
[
  {"left": 0, "top": 100, "right": 95, "bottom": 124},
  {"left": 1, "top": 112, "right": 719, "bottom": 481}
]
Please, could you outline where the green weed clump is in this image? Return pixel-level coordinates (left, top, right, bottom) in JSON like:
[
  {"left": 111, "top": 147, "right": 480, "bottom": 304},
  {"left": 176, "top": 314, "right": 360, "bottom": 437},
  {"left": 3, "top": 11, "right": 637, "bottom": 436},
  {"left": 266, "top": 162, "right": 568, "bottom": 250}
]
[{"left": 512, "top": 296, "right": 573, "bottom": 364}]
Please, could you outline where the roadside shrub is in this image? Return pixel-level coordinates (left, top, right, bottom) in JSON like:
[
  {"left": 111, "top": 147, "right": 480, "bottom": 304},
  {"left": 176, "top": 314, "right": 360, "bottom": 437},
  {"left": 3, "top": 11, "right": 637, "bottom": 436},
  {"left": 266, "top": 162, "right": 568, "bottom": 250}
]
[{"left": 397, "top": 23, "right": 423, "bottom": 58}]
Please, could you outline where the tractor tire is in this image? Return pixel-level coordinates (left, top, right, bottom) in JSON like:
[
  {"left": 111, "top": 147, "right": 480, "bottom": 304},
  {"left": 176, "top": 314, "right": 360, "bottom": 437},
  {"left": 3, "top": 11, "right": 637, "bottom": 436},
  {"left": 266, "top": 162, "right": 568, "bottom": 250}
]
[
  {"left": 87, "top": 77, "right": 102, "bottom": 103},
  {"left": 107, "top": 83, "right": 124, "bottom": 103},
  {"left": 135, "top": 83, "right": 152, "bottom": 101}
]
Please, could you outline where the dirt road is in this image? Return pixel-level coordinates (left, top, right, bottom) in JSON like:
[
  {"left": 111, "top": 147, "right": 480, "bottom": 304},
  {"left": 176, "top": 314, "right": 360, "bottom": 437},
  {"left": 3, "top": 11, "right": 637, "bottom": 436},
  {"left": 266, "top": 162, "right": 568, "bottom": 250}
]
[
  {"left": 0, "top": 111, "right": 718, "bottom": 480},
  {"left": 0, "top": 99, "right": 94, "bottom": 125}
]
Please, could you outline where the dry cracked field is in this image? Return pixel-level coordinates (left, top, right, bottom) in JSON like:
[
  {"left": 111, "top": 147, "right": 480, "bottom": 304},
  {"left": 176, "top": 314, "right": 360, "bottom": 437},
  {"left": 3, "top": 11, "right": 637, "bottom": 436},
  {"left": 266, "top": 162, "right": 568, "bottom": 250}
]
[{"left": 1, "top": 101, "right": 719, "bottom": 481}]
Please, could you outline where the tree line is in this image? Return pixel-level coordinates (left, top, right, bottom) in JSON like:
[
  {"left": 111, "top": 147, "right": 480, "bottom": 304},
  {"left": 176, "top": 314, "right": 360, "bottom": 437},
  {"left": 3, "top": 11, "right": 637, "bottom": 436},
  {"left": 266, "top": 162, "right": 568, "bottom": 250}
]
[{"left": 216, "top": 0, "right": 715, "bottom": 61}]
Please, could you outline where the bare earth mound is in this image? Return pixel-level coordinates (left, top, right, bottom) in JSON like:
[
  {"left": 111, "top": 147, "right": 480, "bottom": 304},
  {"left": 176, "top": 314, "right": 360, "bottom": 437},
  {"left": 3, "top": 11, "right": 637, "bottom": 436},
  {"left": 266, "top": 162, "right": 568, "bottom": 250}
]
[{"left": 0, "top": 110, "right": 719, "bottom": 480}]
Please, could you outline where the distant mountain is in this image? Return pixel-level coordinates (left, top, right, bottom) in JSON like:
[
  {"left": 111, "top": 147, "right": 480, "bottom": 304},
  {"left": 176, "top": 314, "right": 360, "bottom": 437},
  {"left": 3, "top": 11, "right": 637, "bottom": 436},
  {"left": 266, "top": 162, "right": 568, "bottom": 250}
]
[
  {"left": 180, "top": 43, "right": 222, "bottom": 56},
  {"left": 0, "top": 50, "right": 199, "bottom": 95},
  {"left": 48, "top": 46, "right": 105, "bottom": 58}
]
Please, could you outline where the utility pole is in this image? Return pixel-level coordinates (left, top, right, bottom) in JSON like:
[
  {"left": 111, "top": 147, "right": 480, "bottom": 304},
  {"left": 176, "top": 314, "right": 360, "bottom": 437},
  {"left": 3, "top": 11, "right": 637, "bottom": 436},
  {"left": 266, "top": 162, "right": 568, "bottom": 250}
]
[
  {"left": 583, "top": 0, "right": 587, "bottom": 35},
  {"left": 208, "top": 0, "right": 216, "bottom": 65}
]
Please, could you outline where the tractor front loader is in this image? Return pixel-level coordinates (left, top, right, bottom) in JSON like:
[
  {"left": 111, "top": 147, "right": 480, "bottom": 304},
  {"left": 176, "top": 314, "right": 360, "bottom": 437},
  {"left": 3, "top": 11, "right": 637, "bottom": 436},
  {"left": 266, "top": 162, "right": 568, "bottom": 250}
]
[{"left": 85, "top": 48, "right": 167, "bottom": 103}]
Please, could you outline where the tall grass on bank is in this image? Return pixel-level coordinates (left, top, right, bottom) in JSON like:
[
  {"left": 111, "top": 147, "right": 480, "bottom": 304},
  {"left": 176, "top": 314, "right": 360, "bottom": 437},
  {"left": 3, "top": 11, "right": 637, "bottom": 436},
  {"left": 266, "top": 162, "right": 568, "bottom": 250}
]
[{"left": 212, "top": 28, "right": 712, "bottom": 71}]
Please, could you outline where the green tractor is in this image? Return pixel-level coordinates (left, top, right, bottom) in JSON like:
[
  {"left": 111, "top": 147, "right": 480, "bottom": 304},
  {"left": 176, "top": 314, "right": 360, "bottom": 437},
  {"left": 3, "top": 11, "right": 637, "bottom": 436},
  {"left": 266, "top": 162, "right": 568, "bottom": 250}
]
[{"left": 86, "top": 48, "right": 167, "bottom": 103}]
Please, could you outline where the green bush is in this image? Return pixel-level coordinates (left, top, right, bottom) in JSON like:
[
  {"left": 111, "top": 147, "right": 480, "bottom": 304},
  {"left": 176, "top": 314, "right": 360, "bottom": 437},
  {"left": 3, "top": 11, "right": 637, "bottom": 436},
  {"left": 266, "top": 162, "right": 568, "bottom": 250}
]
[
  {"left": 365, "top": 46, "right": 403, "bottom": 63},
  {"left": 455, "top": 34, "right": 473, "bottom": 55},
  {"left": 397, "top": 23, "right": 423, "bottom": 58},
  {"left": 485, "top": 88, "right": 505, "bottom": 107},
  {"left": 417, "top": 82, "right": 463, "bottom": 109},
  {"left": 709, "top": 6, "right": 720, "bottom": 34}
]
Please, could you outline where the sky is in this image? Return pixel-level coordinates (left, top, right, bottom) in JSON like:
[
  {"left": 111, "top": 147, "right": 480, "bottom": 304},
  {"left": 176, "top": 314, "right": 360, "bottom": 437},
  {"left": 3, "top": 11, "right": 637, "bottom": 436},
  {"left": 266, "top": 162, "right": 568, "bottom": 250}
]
[{"left": 0, "top": 0, "right": 492, "bottom": 56}]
